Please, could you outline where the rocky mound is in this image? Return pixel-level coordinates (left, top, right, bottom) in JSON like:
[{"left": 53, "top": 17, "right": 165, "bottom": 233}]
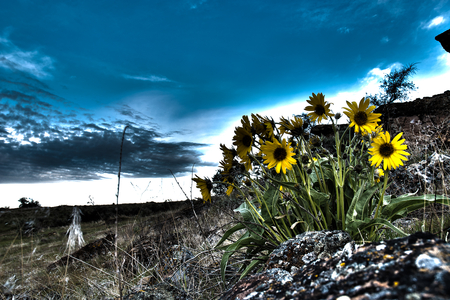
[{"left": 221, "top": 231, "right": 450, "bottom": 300}]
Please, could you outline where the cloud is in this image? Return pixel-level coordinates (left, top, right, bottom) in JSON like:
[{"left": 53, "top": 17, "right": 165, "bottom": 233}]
[
  {"left": 438, "top": 53, "right": 450, "bottom": 67},
  {"left": 0, "top": 85, "right": 214, "bottom": 184},
  {"left": 338, "top": 27, "right": 350, "bottom": 34},
  {"left": 187, "top": 0, "right": 207, "bottom": 9},
  {"left": 0, "top": 35, "right": 54, "bottom": 79},
  {"left": 122, "top": 74, "right": 172, "bottom": 82},
  {"left": 426, "top": 16, "right": 445, "bottom": 29},
  {"left": 380, "top": 36, "right": 389, "bottom": 43}
]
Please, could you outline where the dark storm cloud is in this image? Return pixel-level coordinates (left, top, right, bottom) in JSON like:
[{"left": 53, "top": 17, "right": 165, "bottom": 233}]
[{"left": 0, "top": 86, "right": 214, "bottom": 184}]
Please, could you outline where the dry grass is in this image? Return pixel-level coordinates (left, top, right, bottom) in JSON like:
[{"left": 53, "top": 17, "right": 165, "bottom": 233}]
[{"left": 0, "top": 197, "right": 244, "bottom": 299}]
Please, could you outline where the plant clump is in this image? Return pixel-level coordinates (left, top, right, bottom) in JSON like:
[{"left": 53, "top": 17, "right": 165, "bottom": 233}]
[{"left": 192, "top": 92, "right": 450, "bottom": 281}]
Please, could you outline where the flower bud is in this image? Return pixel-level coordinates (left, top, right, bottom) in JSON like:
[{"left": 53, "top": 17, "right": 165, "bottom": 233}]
[
  {"left": 301, "top": 155, "right": 310, "bottom": 164},
  {"left": 310, "top": 136, "right": 321, "bottom": 147}
]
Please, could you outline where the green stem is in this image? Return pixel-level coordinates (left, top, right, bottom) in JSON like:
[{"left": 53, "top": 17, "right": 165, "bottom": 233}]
[{"left": 374, "top": 171, "right": 389, "bottom": 219}]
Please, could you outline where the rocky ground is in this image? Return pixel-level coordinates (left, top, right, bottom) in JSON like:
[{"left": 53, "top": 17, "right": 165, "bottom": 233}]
[{"left": 222, "top": 231, "right": 450, "bottom": 300}]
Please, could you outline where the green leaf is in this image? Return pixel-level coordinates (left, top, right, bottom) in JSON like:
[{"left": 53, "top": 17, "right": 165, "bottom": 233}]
[
  {"left": 346, "top": 217, "right": 407, "bottom": 239},
  {"left": 309, "top": 188, "right": 330, "bottom": 207},
  {"left": 381, "top": 194, "right": 450, "bottom": 221},
  {"left": 215, "top": 222, "right": 246, "bottom": 248},
  {"left": 219, "top": 235, "right": 264, "bottom": 282},
  {"left": 234, "top": 201, "right": 255, "bottom": 222},
  {"left": 260, "top": 183, "right": 280, "bottom": 226},
  {"left": 346, "top": 182, "right": 381, "bottom": 223},
  {"left": 239, "top": 256, "right": 268, "bottom": 279}
]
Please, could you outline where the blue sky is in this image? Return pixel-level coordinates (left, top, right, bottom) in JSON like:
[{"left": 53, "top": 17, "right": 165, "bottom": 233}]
[{"left": 1, "top": 0, "right": 450, "bottom": 208}]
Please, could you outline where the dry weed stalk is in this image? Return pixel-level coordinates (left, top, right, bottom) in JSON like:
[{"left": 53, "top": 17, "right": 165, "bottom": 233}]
[{"left": 115, "top": 125, "right": 129, "bottom": 299}]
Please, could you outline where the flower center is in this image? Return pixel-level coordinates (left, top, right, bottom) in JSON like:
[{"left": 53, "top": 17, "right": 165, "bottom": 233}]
[
  {"left": 314, "top": 105, "right": 325, "bottom": 116},
  {"left": 274, "top": 147, "right": 287, "bottom": 161},
  {"left": 242, "top": 135, "right": 252, "bottom": 147},
  {"left": 354, "top": 111, "right": 368, "bottom": 126},
  {"left": 379, "top": 143, "right": 395, "bottom": 157}
]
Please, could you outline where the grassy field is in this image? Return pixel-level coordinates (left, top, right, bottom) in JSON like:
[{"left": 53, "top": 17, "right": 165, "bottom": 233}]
[{"left": 0, "top": 198, "right": 244, "bottom": 299}]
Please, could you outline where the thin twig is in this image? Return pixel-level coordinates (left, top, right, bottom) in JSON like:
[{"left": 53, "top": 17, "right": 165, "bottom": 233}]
[{"left": 115, "top": 125, "right": 128, "bottom": 299}]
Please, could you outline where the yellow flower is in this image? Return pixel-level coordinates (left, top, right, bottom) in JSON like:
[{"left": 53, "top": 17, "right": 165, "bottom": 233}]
[
  {"left": 251, "top": 114, "right": 273, "bottom": 139},
  {"left": 240, "top": 115, "right": 252, "bottom": 132},
  {"left": 343, "top": 98, "right": 382, "bottom": 134},
  {"left": 192, "top": 175, "right": 212, "bottom": 203},
  {"left": 371, "top": 125, "right": 384, "bottom": 140},
  {"left": 220, "top": 144, "right": 236, "bottom": 164},
  {"left": 239, "top": 153, "right": 253, "bottom": 172},
  {"left": 278, "top": 116, "right": 304, "bottom": 136},
  {"left": 375, "top": 168, "right": 384, "bottom": 182},
  {"left": 368, "top": 131, "right": 410, "bottom": 170},
  {"left": 304, "top": 93, "right": 334, "bottom": 123},
  {"left": 219, "top": 159, "right": 232, "bottom": 175},
  {"left": 222, "top": 176, "right": 234, "bottom": 196},
  {"left": 233, "top": 126, "right": 253, "bottom": 159},
  {"left": 261, "top": 138, "right": 297, "bottom": 174}
]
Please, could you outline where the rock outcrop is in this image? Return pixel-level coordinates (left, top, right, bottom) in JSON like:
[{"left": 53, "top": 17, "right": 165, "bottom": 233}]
[
  {"left": 221, "top": 231, "right": 450, "bottom": 300},
  {"left": 312, "top": 90, "right": 450, "bottom": 149},
  {"left": 374, "top": 90, "right": 450, "bottom": 149}
]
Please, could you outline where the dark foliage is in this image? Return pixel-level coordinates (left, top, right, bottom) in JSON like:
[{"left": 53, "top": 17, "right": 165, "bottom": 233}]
[
  {"left": 367, "top": 63, "right": 418, "bottom": 107},
  {"left": 18, "top": 197, "right": 41, "bottom": 208},
  {"left": 0, "top": 200, "right": 204, "bottom": 234}
]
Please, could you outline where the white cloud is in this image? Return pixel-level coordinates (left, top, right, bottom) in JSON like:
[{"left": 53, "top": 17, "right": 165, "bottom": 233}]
[
  {"left": 438, "top": 52, "right": 450, "bottom": 67},
  {"left": 188, "top": 0, "right": 207, "bottom": 9},
  {"left": 338, "top": 27, "right": 350, "bottom": 34},
  {"left": 380, "top": 36, "right": 389, "bottom": 43},
  {"left": 123, "top": 74, "right": 172, "bottom": 82},
  {"left": 0, "top": 35, "right": 54, "bottom": 79},
  {"left": 427, "top": 16, "right": 445, "bottom": 28}
]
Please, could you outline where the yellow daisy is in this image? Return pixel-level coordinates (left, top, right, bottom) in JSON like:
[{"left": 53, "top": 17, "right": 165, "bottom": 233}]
[
  {"left": 240, "top": 115, "right": 252, "bottom": 132},
  {"left": 368, "top": 131, "right": 410, "bottom": 170},
  {"left": 278, "top": 116, "right": 304, "bottom": 136},
  {"left": 278, "top": 116, "right": 291, "bottom": 135},
  {"left": 251, "top": 113, "right": 273, "bottom": 139},
  {"left": 220, "top": 144, "right": 236, "bottom": 164},
  {"left": 261, "top": 138, "right": 297, "bottom": 174},
  {"left": 222, "top": 176, "right": 234, "bottom": 196},
  {"left": 304, "top": 93, "right": 334, "bottom": 123},
  {"left": 371, "top": 125, "right": 384, "bottom": 140},
  {"left": 233, "top": 126, "right": 253, "bottom": 159},
  {"left": 219, "top": 159, "right": 233, "bottom": 175},
  {"left": 375, "top": 168, "right": 384, "bottom": 183},
  {"left": 343, "top": 98, "right": 382, "bottom": 134},
  {"left": 239, "top": 153, "right": 253, "bottom": 172},
  {"left": 192, "top": 175, "right": 212, "bottom": 203}
]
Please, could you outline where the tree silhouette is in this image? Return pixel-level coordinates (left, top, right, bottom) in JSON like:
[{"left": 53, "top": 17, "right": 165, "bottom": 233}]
[
  {"left": 366, "top": 63, "right": 418, "bottom": 131},
  {"left": 18, "top": 197, "right": 41, "bottom": 208},
  {"left": 367, "top": 63, "right": 418, "bottom": 107}
]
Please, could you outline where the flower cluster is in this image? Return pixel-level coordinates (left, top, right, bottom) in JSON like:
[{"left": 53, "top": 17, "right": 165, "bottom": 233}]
[
  {"left": 193, "top": 93, "right": 410, "bottom": 204},
  {"left": 193, "top": 92, "right": 450, "bottom": 282}
]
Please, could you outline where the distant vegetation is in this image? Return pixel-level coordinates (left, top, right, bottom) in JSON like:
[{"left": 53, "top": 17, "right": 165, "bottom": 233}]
[
  {"left": 366, "top": 62, "right": 418, "bottom": 107},
  {"left": 0, "top": 199, "right": 203, "bottom": 235},
  {"left": 18, "top": 197, "right": 41, "bottom": 208}
]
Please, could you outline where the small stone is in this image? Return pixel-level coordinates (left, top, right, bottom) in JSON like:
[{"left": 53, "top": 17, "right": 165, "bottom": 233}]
[{"left": 415, "top": 253, "right": 442, "bottom": 270}]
